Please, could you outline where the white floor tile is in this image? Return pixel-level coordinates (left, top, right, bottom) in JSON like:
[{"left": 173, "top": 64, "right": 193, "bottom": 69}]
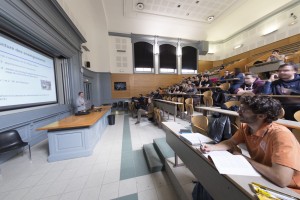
[
  {"left": 42, "top": 179, "right": 70, "bottom": 198},
  {"left": 118, "top": 178, "right": 137, "bottom": 197},
  {"left": 136, "top": 174, "right": 156, "bottom": 192},
  {"left": 99, "top": 181, "right": 119, "bottom": 200},
  {"left": 102, "top": 169, "right": 120, "bottom": 184},
  {"left": 3, "top": 188, "right": 30, "bottom": 200},
  {"left": 79, "top": 187, "right": 100, "bottom": 200},
  {"left": 138, "top": 188, "right": 159, "bottom": 200},
  {"left": 84, "top": 172, "right": 104, "bottom": 189},
  {"left": 64, "top": 176, "right": 88, "bottom": 193},
  {"left": 59, "top": 191, "right": 81, "bottom": 200},
  {"left": 156, "top": 184, "right": 179, "bottom": 200},
  {"left": 40, "top": 195, "right": 61, "bottom": 200},
  {"left": 22, "top": 184, "right": 49, "bottom": 200}
]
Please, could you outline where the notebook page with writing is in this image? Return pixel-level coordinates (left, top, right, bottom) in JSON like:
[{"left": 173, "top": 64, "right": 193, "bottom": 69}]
[{"left": 207, "top": 151, "right": 261, "bottom": 176}]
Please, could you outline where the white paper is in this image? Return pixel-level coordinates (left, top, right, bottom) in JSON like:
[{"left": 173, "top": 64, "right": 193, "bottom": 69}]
[
  {"left": 207, "top": 151, "right": 261, "bottom": 176},
  {"left": 179, "top": 133, "right": 212, "bottom": 146}
]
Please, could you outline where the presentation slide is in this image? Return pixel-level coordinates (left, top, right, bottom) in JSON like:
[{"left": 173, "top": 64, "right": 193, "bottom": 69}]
[{"left": 0, "top": 34, "right": 57, "bottom": 110}]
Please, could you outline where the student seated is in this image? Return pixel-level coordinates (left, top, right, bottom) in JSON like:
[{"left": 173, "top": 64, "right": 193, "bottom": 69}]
[
  {"left": 263, "top": 62, "right": 300, "bottom": 120},
  {"left": 135, "top": 98, "right": 154, "bottom": 124},
  {"left": 229, "top": 68, "right": 244, "bottom": 93},
  {"left": 219, "top": 70, "right": 233, "bottom": 83},
  {"left": 201, "top": 96, "right": 300, "bottom": 194},
  {"left": 199, "top": 74, "right": 212, "bottom": 87},
  {"left": 235, "top": 72, "right": 265, "bottom": 95},
  {"left": 266, "top": 49, "right": 285, "bottom": 63}
]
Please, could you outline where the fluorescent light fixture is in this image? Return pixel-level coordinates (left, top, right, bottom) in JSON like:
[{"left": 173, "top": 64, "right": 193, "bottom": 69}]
[
  {"left": 233, "top": 44, "right": 243, "bottom": 49},
  {"left": 262, "top": 28, "right": 278, "bottom": 36}
]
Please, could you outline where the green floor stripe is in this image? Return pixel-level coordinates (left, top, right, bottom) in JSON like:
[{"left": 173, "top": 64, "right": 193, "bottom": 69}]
[
  {"left": 120, "top": 115, "right": 150, "bottom": 180},
  {"left": 114, "top": 193, "right": 138, "bottom": 200}
]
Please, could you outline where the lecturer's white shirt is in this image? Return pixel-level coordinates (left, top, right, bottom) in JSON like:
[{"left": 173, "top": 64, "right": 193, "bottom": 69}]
[{"left": 76, "top": 96, "right": 86, "bottom": 112}]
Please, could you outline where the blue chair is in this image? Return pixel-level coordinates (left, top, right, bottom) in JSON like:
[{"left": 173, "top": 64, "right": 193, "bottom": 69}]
[{"left": 0, "top": 130, "right": 31, "bottom": 161}]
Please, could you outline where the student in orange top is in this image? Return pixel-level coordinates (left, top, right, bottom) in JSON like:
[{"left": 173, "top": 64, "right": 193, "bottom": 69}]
[{"left": 201, "top": 96, "right": 300, "bottom": 193}]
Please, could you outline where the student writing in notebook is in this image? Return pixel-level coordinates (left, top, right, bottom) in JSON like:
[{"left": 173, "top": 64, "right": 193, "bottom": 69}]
[{"left": 201, "top": 96, "right": 300, "bottom": 194}]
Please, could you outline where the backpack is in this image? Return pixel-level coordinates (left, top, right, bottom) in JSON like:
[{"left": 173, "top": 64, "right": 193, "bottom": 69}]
[
  {"left": 208, "top": 114, "right": 232, "bottom": 143},
  {"left": 192, "top": 181, "right": 214, "bottom": 200}
]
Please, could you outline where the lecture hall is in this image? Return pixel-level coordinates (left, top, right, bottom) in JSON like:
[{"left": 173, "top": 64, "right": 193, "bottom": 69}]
[{"left": 1, "top": 0, "right": 300, "bottom": 200}]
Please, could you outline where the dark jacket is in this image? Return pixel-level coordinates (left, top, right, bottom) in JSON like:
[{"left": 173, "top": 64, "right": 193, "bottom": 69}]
[
  {"left": 229, "top": 73, "right": 244, "bottom": 93},
  {"left": 263, "top": 74, "right": 300, "bottom": 96},
  {"left": 235, "top": 78, "right": 265, "bottom": 94}
]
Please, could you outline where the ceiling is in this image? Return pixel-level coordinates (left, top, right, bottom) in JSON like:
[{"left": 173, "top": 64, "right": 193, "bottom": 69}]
[{"left": 102, "top": 0, "right": 298, "bottom": 41}]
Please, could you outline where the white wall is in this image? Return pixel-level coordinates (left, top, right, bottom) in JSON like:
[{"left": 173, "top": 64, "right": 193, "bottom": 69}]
[
  {"left": 200, "top": 3, "right": 300, "bottom": 61},
  {"left": 57, "top": 0, "right": 110, "bottom": 72}
]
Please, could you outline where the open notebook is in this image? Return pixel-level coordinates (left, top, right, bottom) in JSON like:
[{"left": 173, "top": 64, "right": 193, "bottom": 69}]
[{"left": 206, "top": 151, "right": 261, "bottom": 176}]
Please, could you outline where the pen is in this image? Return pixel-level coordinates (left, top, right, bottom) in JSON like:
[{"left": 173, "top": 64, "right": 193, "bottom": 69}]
[{"left": 198, "top": 138, "right": 203, "bottom": 149}]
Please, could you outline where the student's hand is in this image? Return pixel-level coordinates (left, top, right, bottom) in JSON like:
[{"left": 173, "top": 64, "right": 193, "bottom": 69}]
[
  {"left": 268, "top": 74, "right": 278, "bottom": 82},
  {"left": 236, "top": 88, "right": 244, "bottom": 95},
  {"left": 199, "top": 144, "right": 214, "bottom": 153}
]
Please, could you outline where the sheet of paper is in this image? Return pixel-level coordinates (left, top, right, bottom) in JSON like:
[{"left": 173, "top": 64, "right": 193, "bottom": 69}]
[
  {"left": 207, "top": 151, "right": 261, "bottom": 176},
  {"left": 179, "top": 133, "right": 212, "bottom": 146}
]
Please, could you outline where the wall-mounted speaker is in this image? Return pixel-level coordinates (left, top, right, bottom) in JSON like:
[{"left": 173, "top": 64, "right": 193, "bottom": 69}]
[
  {"left": 86, "top": 61, "right": 90, "bottom": 68},
  {"left": 197, "top": 41, "right": 209, "bottom": 55}
]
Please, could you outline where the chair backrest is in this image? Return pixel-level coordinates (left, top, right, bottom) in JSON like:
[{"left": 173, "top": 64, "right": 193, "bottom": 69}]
[
  {"left": 163, "top": 96, "right": 168, "bottom": 100},
  {"left": 231, "top": 123, "right": 239, "bottom": 135},
  {"left": 156, "top": 109, "right": 162, "bottom": 124},
  {"left": 186, "top": 104, "right": 194, "bottom": 116},
  {"left": 294, "top": 110, "right": 300, "bottom": 122},
  {"left": 203, "top": 91, "right": 213, "bottom": 97},
  {"left": 0, "top": 130, "right": 23, "bottom": 151},
  {"left": 185, "top": 98, "right": 193, "bottom": 104},
  {"left": 203, "top": 96, "right": 213, "bottom": 107},
  {"left": 235, "top": 117, "right": 241, "bottom": 127},
  {"left": 167, "top": 96, "right": 172, "bottom": 101},
  {"left": 191, "top": 115, "right": 208, "bottom": 132},
  {"left": 177, "top": 97, "right": 184, "bottom": 112},
  {"left": 278, "top": 107, "right": 285, "bottom": 119},
  {"left": 224, "top": 101, "right": 240, "bottom": 109},
  {"left": 172, "top": 97, "right": 178, "bottom": 102},
  {"left": 219, "top": 83, "right": 230, "bottom": 91}
]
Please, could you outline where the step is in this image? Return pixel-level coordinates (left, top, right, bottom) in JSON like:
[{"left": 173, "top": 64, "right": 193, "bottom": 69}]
[
  {"left": 153, "top": 138, "right": 174, "bottom": 165},
  {"left": 143, "top": 143, "right": 164, "bottom": 173}
]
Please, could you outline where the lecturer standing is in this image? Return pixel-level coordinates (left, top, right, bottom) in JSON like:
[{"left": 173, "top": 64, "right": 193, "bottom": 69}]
[{"left": 76, "top": 92, "right": 86, "bottom": 112}]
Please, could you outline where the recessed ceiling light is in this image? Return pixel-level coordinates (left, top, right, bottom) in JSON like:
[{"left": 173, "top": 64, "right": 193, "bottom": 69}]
[
  {"left": 177, "top": 4, "right": 181, "bottom": 8},
  {"left": 195, "top": 1, "right": 199, "bottom": 3},
  {"left": 233, "top": 44, "right": 243, "bottom": 49},
  {"left": 186, "top": 13, "right": 190, "bottom": 16},
  {"left": 136, "top": 3, "right": 144, "bottom": 10},
  {"left": 207, "top": 16, "right": 214, "bottom": 22},
  {"left": 289, "top": 21, "right": 297, "bottom": 26}
]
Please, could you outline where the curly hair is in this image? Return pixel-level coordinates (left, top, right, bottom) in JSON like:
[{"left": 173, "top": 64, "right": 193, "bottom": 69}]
[{"left": 240, "top": 96, "right": 282, "bottom": 123}]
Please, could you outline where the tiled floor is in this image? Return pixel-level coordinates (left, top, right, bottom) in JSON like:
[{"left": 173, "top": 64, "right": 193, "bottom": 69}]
[{"left": 0, "top": 112, "right": 194, "bottom": 200}]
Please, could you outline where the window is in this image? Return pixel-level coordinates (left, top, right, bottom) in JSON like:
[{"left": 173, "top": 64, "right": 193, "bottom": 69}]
[
  {"left": 182, "top": 46, "right": 197, "bottom": 74},
  {"left": 159, "top": 44, "right": 176, "bottom": 73},
  {"left": 134, "top": 42, "right": 154, "bottom": 73}
]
